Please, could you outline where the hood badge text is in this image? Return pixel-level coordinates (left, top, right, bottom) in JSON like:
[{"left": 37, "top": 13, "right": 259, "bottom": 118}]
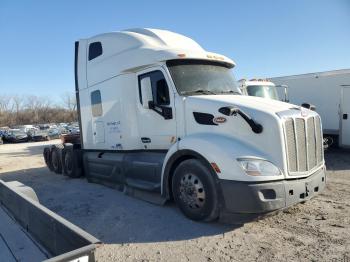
[{"left": 213, "top": 116, "right": 227, "bottom": 124}]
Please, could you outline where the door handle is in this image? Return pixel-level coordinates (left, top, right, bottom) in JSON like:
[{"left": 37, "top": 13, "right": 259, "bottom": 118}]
[
  {"left": 141, "top": 137, "right": 151, "bottom": 143},
  {"left": 343, "top": 114, "right": 348, "bottom": 120}
]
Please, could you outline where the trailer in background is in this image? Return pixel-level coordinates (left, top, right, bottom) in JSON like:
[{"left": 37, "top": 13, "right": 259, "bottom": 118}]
[{"left": 271, "top": 69, "right": 350, "bottom": 148}]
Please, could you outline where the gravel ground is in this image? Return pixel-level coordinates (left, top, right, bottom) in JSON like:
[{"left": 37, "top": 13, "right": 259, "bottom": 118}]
[{"left": 0, "top": 140, "right": 349, "bottom": 262}]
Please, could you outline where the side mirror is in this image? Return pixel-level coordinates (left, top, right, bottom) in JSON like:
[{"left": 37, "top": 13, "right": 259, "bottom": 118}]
[
  {"left": 162, "top": 106, "right": 173, "bottom": 119},
  {"left": 301, "top": 103, "right": 316, "bottom": 111},
  {"left": 283, "top": 85, "right": 289, "bottom": 103},
  {"left": 140, "top": 77, "right": 153, "bottom": 109},
  {"left": 276, "top": 84, "right": 289, "bottom": 102}
]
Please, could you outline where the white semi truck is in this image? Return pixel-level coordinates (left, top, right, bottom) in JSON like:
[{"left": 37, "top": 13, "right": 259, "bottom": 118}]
[
  {"left": 271, "top": 69, "right": 350, "bottom": 148},
  {"left": 238, "top": 79, "right": 289, "bottom": 102},
  {"left": 45, "top": 28, "right": 326, "bottom": 222}
]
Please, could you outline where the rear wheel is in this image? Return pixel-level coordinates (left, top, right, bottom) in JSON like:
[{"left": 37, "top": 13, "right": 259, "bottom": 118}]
[
  {"left": 51, "top": 146, "right": 63, "bottom": 174},
  {"left": 63, "top": 147, "right": 82, "bottom": 178},
  {"left": 43, "top": 147, "right": 54, "bottom": 172},
  {"left": 172, "top": 159, "right": 219, "bottom": 222}
]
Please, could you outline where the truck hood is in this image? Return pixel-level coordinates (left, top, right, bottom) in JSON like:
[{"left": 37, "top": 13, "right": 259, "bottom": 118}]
[
  {"left": 185, "top": 94, "right": 297, "bottom": 115},
  {"left": 182, "top": 94, "right": 301, "bottom": 177}
]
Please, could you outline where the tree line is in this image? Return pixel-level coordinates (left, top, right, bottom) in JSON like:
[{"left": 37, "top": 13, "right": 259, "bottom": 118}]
[{"left": 0, "top": 92, "right": 77, "bottom": 127}]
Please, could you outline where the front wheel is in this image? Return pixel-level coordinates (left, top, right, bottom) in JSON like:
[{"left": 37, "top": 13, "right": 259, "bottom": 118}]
[{"left": 172, "top": 159, "right": 219, "bottom": 222}]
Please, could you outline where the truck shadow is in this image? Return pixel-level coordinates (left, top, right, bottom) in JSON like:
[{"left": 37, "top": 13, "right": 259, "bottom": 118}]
[
  {"left": 324, "top": 147, "right": 350, "bottom": 171},
  {"left": 0, "top": 140, "right": 60, "bottom": 157},
  {"left": 0, "top": 167, "right": 241, "bottom": 244}
]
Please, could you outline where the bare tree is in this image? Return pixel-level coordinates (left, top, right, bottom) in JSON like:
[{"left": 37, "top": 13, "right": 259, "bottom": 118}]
[
  {"left": 0, "top": 93, "right": 77, "bottom": 126},
  {"left": 0, "top": 95, "right": 13, "bottom": 126},
  {"left": 12, "top": 95, "right": 23, "bottom": 113},
  {"left": 23, "top": 95, "right": 51, "bottom": 123},
  {"left": 0, "top": 95, "right": 12, "bottom": 113},
  {"left": 61, "top": 92, "right": 76, "bottom": 111}
]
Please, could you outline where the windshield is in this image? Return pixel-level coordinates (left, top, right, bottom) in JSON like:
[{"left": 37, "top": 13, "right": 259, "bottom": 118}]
[
  {"left": 167, "top": 60, "right": 241, "bottom": 96},
  {"left": 246, "top": 85, "right": 279, "bottom": 100}
]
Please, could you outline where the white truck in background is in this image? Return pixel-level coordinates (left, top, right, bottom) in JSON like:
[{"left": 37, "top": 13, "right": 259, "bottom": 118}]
[
  {"left": 238, "top": 79, "right": 289, "bottom": 102},
  {"left": 44, "top": 28, "right": 326, "bottom": 222},
  {"left": 271, "top": 69, "right": 350, "bottom": 148}
]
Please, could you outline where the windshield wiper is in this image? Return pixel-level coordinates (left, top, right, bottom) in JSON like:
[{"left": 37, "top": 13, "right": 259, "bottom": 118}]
[
  {"left": 216, "top": 90, "right": 241, "bottom": 95},
  {"left": 181, "top": 89, "right": 217, "bottom": 95},
  {"left": 218, "top": 106, "right": 263, "bottom": 134}
]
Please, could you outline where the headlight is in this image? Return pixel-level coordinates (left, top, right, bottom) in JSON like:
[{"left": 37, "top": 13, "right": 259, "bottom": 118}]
[{"left": 237, "top": 158, "right": 281, "bottom": 176}]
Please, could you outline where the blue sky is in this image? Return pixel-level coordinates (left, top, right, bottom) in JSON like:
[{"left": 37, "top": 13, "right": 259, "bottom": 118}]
[{"left": 0, "top": 0, "right": 349, "bottom": 101}]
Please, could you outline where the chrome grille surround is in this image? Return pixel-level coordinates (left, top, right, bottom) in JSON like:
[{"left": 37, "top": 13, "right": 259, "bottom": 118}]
[{"left": 280, "top": 111, "right": 324, "bottom": 176}]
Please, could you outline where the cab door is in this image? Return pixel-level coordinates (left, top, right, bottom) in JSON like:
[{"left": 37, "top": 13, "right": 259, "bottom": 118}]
[
  {"left": 340, "top": 86, "right": 350, "bottom": 147},
  {"left": 137, "top": 67, "right": 177, "bottom": 150}
]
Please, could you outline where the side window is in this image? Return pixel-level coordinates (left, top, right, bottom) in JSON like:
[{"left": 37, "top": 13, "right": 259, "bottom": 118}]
[
  {"left": 155, "top": 78, "right": 170, "bottom": 105},
  {"left": 91, "top": 90, "right": 103, "bottom": 117},
  {"left": 138, "top": 71, "right": 170, "bottom": 106},
  {"left": 88, "top": 42, "right": 103, "bottom": 61}
]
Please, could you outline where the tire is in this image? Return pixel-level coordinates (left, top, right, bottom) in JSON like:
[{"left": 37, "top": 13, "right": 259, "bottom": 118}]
[
  {"left": 43, "top": 147, "right": 50, "bottom": 165},
  {"left": 63, "top": 147, "right": 82, "bottom": 178},
  {"left": 43, "top": 147, "right": 54, "bottom": 172},
  {"left": 51, "top": 145, "right": 63, "bottom": 174},
  {"left": 172, "top": 159, "right": 219, "bottom": 222}
]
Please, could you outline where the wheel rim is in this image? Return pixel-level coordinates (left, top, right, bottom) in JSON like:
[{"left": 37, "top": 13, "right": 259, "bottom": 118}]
[{"left": 179, "top": 173, "right": 206, "bottom": 209}]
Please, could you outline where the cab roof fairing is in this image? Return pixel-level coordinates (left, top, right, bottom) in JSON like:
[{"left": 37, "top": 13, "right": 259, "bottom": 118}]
[{"left": 80, "top": 28, "right": 235, "bottom": 73}]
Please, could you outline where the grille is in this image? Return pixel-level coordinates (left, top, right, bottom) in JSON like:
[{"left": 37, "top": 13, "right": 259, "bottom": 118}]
[{"left": 284, "top": 116, "right": 323, "bottom": 174}]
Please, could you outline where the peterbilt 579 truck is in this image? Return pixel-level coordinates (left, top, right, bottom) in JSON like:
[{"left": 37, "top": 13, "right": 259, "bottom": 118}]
[{"left": 44, "top": 28, "right": 326, "bottom": 222}]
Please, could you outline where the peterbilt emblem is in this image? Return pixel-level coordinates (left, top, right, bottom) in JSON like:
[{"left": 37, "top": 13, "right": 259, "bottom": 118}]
[{"left": 213, "top": 116, "right": 227, "bottom": 124}]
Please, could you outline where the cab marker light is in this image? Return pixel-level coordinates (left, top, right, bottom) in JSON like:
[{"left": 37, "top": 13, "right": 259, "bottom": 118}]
[
  {"left": 177, "top": 53, "right": 186, "bottom": 58},
  {"left": 211, "top": 162, "right": 221, "bottom": 173}
]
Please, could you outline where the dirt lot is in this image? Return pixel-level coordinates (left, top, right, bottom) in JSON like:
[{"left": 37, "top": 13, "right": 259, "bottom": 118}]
[{"left": 0, "top": 141, "right": 349, "bottom": 262}]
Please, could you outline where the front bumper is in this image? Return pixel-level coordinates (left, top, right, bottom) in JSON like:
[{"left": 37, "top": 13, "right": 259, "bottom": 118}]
[{"left": 219, "top": 166, "right": 326, "bottom": 215}]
